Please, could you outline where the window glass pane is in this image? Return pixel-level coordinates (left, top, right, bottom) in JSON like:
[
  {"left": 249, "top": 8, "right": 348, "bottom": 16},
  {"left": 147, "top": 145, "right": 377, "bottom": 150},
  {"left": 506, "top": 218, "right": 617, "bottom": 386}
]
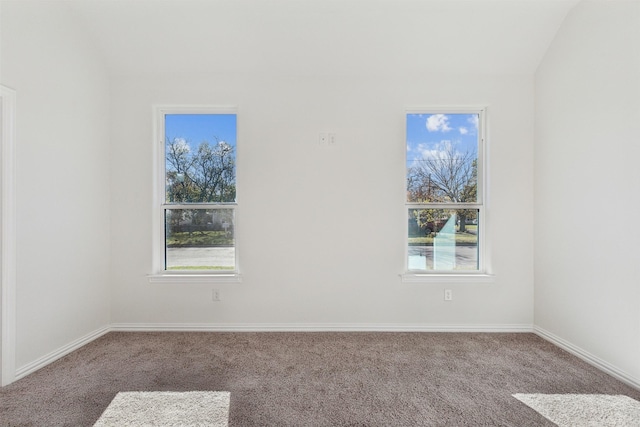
[
  {"left": 165, "top": 209, "right": 235, "bottom": 271},
  {"left": 406, "top": 113, "right": 479, "bottom": 203},
  {"left": 165, "top": 114, "right": 237, "bottom": 203},
  {"left": 408, "top": 208, "right": 478, "bottom": 271}
]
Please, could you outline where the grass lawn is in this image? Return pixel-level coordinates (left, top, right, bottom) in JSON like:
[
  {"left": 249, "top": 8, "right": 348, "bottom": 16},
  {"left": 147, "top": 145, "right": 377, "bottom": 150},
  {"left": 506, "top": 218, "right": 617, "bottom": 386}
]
[{"left": 167, "top": 230, "right": 233, "bottom": 247}]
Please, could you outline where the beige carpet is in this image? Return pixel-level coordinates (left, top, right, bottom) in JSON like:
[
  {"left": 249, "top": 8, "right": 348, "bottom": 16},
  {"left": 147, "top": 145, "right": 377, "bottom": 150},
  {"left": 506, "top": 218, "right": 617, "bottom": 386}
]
[
  {"left": 93, "top": 391, "right": 230, "bottom": 426},
  {"left": 513, "top": 393, "right": 640, "bottom": 427},
  {"left": 4, "top": 332, "right": 640, "bottom": 425}
]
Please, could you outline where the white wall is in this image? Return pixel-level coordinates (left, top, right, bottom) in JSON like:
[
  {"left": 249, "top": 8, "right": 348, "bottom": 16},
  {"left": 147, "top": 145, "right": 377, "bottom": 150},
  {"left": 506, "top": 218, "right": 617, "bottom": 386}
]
[
  {"left": 110, "top": 71, "right": 535, "bottom": 328},
  {"left": 535, "top": 1, "right": 640, "bottom": 382},
  {"left": 1, "top": 2, "right": 111, "bottom": 368}
]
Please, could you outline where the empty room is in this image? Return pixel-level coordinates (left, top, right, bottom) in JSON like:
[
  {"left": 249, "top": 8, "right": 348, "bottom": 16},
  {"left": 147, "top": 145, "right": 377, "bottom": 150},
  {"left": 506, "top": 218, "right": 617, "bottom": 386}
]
[{"left": 1, "top": 0, "right": 639, "bottom": 425}]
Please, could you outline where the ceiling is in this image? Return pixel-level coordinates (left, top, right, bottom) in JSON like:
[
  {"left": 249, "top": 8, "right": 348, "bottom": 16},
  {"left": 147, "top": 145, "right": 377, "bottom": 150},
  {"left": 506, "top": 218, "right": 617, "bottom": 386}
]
[{"left": 66, "top": 0, "right": 580, "bottom": 77}]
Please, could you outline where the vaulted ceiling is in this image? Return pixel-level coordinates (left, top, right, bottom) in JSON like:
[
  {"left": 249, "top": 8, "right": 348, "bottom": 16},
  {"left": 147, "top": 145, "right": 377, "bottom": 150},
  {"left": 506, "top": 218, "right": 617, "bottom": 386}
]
[{"left": 67, "top": 0, "right": 579, "bottom": 76}]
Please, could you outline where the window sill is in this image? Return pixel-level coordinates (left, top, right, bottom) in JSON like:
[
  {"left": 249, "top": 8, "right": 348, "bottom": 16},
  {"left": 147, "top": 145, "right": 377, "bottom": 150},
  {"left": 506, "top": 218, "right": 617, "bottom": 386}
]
[
  {"left": 147, "top": 273, "right": 242, "bottom": 284},
  {"left": 400, "top": 273, "right": 494, "bottom": 284}
]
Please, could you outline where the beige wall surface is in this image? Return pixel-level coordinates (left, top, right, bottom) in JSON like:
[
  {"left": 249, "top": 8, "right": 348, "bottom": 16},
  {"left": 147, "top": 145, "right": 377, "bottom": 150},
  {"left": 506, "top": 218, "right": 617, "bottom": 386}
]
[
  {"left": 1, "top": 1, "right": 111, "bottom": 368},
  {"left": 109, "top": 71, "right": 535, "bottom": 328},
  {"left": 535, "top": 0, "right": 640, "bottom": 382}
]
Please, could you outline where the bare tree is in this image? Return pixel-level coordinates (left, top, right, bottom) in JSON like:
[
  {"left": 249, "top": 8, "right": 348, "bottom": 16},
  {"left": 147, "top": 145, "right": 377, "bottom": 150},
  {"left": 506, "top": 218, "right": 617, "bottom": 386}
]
[
  {"left": 166, "top": 137, "right": 236, "bottom": 204},
  {"left": 408, "top": 142, "right": 477, "bottom": 232},
  {"left": 165, "top": 137, "right": 236, "bottom": 234}
]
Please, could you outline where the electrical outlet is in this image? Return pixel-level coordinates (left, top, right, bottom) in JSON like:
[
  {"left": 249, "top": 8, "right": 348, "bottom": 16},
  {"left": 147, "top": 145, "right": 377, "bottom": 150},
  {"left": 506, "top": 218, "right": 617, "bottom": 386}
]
[
  {"left": 212, "top": 289, "right": 220, "bottom": 302},
  {"left": 444, "top": 289, "right": 453, "bottom": 301}
]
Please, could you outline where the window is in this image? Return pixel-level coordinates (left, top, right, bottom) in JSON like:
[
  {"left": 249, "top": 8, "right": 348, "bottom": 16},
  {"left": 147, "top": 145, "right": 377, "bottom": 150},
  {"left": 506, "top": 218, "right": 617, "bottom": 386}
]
[
  {"left": 151, "top": 106, "right": 240, "bottom": 282},
  {"left": 405, "top": 108, "right": 487, "bottom": 277}
]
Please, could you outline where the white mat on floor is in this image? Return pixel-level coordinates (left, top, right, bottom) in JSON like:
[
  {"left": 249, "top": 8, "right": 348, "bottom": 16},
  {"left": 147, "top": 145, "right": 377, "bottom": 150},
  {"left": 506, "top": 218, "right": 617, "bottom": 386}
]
[
  {"left": 94, "top": 391, "right": 230, "bottom": 427},
  {"left": 513, "top": 393, "right": 640, "bottom": 427}
]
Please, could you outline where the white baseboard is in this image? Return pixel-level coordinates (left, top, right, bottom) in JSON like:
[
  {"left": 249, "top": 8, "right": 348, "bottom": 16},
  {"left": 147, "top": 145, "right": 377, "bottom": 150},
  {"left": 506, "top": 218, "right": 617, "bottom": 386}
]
[
  {"left": 14, "top": 325, "right": 111, "bottom": 381},
  {"left": 110, "top": 322, "right": 534, "bottom": 333},
  {"left": 534, "top": 325, "right": 640, "bottom": 391}
]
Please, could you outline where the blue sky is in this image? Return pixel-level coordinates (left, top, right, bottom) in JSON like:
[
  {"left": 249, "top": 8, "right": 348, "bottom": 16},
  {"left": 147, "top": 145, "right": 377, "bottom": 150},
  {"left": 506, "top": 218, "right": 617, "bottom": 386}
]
[
  {"left": 406, "top": 113, "right": 479, "bottom": 169},
  {"left": 165, "top": 114, "right": 237, "bottom": 150}
]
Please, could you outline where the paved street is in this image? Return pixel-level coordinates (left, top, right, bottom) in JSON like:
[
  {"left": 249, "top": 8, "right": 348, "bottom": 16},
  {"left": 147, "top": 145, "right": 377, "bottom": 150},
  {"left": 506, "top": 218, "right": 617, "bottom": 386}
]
[
  {"left": 408, "top": 245, "right": 478, "bottom": 270},
  {"left": 166, "top": 247, "right": 235, "bottom": 268},
  {"left": 167, "top": 245, "right": 478, "bottom": 270}
]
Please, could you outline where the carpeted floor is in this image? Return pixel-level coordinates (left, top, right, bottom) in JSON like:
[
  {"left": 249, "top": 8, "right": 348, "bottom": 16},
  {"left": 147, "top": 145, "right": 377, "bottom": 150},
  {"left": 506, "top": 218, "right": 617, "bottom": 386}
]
[{"left": 1, "top": 332, "right": 639, "bottom": 426}]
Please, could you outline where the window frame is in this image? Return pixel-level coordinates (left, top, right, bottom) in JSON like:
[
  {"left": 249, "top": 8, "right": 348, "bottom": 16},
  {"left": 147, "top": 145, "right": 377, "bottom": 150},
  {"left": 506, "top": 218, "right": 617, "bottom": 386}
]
[
  {"left": 402, "top": 106, "right": 493, "bottom": 283},
  {"left": 149, "top": 105, "right": 241, "bottom": 284}
]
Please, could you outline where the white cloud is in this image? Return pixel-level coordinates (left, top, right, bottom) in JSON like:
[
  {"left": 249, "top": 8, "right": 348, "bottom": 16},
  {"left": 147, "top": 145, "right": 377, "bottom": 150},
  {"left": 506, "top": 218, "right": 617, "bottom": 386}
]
[
  {"left": 426, "top": 114, "right": 452, "bottom": 132},
  {"left": 459, "top": 127, "right": 469, "bottom": 135},
  {"left": 416, "top": 140, "right": 455, "bottom": 164},
  {"left": 172, "top": 137, "right": 190, "bottom": 154},
  {"left": 468, "top": 115, "right": 479, "bottom": 129}
]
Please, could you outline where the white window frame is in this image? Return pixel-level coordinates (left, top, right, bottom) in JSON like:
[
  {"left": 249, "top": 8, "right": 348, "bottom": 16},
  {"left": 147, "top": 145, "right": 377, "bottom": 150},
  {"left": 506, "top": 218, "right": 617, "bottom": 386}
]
[
  {"left": 148, "top": 105, "right": 241, "bottom": 284},
  {"left": 402, "top": 106, "right": 493, "bottom": 284}
]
